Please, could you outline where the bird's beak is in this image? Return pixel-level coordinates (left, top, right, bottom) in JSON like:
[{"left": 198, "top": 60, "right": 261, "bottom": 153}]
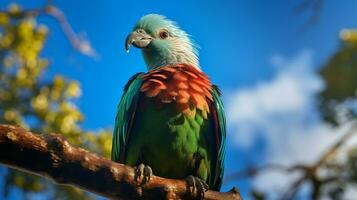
[{"left": 125, "top": 29, "right": 152, "bottom": 52}]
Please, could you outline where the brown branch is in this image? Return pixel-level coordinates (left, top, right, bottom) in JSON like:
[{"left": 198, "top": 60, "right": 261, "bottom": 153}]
[
  {"left": 0, "top": 124, "right": 241, "bottom": 200},
  {"left": 314, "top": 121, "right": 357, "bottom": 168},
  {"left": 281, "top": 121, "right": 357, "bottom": 199},
  {"left": 228, "top": 121, "right": 357, "bottom": 199}
]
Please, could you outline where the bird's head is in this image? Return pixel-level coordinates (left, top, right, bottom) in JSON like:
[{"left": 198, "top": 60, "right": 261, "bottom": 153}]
[{"left": 125, "top": 14, "right": 199, "bottom": 70}]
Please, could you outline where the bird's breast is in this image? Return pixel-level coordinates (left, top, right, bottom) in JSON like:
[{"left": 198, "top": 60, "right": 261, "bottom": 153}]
[{"left": 140, "top": 64, "right": 213, "bottom": 119}]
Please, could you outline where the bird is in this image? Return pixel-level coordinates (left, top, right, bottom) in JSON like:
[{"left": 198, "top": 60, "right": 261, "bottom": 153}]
[{"left": 111, "top": 14, "right": 226, "bottom": 199}]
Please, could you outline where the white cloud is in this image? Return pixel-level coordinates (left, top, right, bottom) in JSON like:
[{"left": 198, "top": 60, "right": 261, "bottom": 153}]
[
  {"left": 226, "top": 51, "right": 323, "bottom": 148},
  {"left": 224, "top": 51, "right": 357, "bottom": 199}
]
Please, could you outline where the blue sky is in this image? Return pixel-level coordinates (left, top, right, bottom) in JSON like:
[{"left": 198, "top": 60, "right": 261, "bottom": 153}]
[{"left": 2, "top": 0, "right": 357, "bottom": 199}]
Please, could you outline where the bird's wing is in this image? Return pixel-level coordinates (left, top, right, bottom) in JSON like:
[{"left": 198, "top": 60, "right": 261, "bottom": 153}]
[
  {"left": 111, "top": 72, "right": 144, "bottom": 162},
  {"left": 209, "top": 85, "right": 226, "bottom": 190}
]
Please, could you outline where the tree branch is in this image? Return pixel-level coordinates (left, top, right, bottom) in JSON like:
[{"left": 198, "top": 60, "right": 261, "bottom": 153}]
[
  {"left": 227, "top": 121, "right": 357, "bottom": 200},
  {"left": 314, "top": 121, "right": 357, "bottom": 168},
  {"left": 0, "top": 124, "right": 241, "bottom": 200},
  {"left": 1, "top": 3, "right": 98, "bottom": 58}
]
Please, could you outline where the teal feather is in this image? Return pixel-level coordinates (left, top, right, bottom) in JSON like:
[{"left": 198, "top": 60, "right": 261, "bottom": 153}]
[
  {"left": 210, "top": 85, "right": 226, "bottom": 190},
  {"left": 111, "top": 72, "right": 144, "bottom": 162}
]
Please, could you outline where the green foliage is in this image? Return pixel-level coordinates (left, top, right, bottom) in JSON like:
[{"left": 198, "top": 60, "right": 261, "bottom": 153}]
[
  {"left": 314, "top": 29, "right": 357, "bottom": 199},
  {"left": 248, "top": 29, "right": 357, "bottom": 200},
  {"left": 0, "top": 4, "right": 111, "bottom": 199},
  {"left": 318, "top": 29, "right": 357, "bottom": 125}
]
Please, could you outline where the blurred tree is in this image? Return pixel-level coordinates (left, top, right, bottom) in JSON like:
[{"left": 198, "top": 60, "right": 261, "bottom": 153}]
[
  {"left": 0, "top": 3, "right": 111, "bottom": 199},
  {"left": 316, "top": 29, "right": 357, "bottom": 200},
  {"left": 318, "top": 29, "right": 357, "bottom": 125},
  {"left": 228, "top": 29, "right": 357, "bottom": 200}
]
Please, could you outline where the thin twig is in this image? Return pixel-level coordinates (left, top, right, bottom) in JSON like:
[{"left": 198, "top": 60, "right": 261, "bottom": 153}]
[{"left": 1, "top": 3, "right": 98, "bottom": 58}]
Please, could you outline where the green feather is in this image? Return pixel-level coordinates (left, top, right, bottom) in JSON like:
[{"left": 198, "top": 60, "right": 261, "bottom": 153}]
[
  {"left": 112, "top": 79, "right": 226, "bottom": 191},
  {"left": 210, "top": 85, "right": 226, "bottom": 190},
  {"left": 124, "top": 101, "right": 213, "bottom": 181},
  {"left": 111, "top": 72, "right": 144, "bottom": 162}
]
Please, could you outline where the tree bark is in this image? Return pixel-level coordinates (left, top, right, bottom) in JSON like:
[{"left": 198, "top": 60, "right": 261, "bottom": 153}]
[{"left": 0, "top": 124, "right": 241, "bottom": 200}]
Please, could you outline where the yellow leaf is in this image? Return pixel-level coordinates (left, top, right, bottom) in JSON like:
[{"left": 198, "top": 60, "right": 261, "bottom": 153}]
[
  {"left": 340, "top": 29, "right": 357, "bottom": 43},
  {"left": 66, "top": 81, "right": 82, "bottom": 98}
]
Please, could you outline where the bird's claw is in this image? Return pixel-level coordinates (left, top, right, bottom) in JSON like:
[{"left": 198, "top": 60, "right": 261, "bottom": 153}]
[
  {"left": 186, "top": 175, "right": 209, "bottom": 200},
  {"left": 134, "top": 163, "right": 153, "bottom": 185}
]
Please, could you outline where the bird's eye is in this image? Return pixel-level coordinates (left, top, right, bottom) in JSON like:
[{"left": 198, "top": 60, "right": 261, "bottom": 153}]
[{"left": 159, "top": 31, "right": 169, "bottom": 39}]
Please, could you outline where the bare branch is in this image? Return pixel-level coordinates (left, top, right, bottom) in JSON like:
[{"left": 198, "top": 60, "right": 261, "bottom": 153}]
[
  {"left": 1, "top": 3, "right": 98, "bottom": 58},
  {"left": 314, "top": 121, "right": 357, "bottom": 168},
  {"left": 43, "top": 5, "right": 98, "bottom": 58},
  {"left": 228, "top": 121, "right": 357, "bottom": 199},
  {"left": 0, "top": 124, "right": 241, "bottom": 200},
  {"left": 281, "top": 175, "right": 307, "bottom": 200}
]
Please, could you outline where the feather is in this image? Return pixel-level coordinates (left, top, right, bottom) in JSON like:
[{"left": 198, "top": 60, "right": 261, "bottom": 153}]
[
  {"left": 189, "top": 82, "right": 204, "bottom": 93},
  {"left": 173, "top": 72, "right": 188, "bottom": 81}
]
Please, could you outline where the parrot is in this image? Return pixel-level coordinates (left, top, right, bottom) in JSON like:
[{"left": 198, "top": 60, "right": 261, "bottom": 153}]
[{"left": 111, "top": 14, "right": 226, "bottom": 198}]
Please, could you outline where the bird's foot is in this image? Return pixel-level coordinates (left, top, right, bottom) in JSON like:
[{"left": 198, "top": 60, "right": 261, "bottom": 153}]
[
  {"left": 185, "top": 175, "right": 209, "bottom": 200},
  {"left": 134, "top": 163, "right": 153, "bottom": 185}
]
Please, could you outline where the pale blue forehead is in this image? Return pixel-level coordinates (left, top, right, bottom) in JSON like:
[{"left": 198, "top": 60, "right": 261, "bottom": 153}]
[{"left": 134, "top": 14, "right": 183, "bottom": 36}]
